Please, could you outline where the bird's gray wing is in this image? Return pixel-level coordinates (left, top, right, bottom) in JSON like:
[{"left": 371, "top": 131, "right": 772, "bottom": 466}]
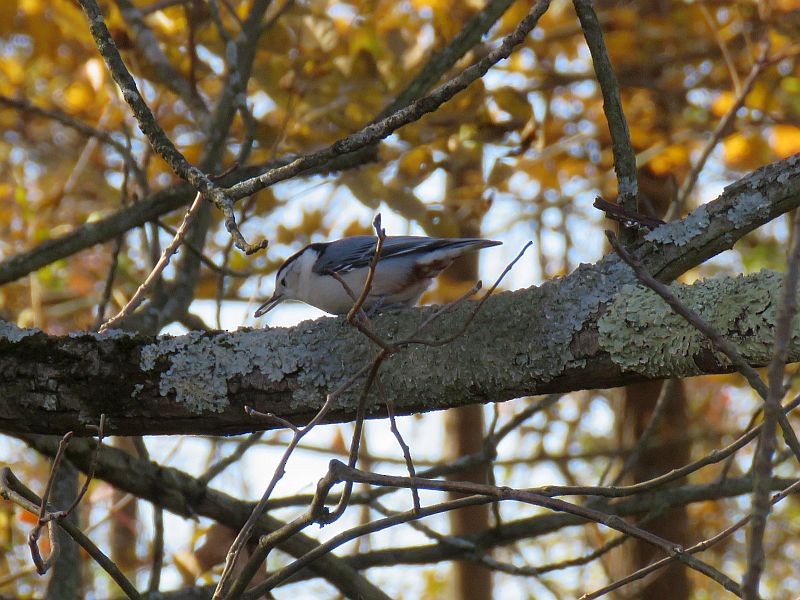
[{"left": 313, "top": 236, "right": 500, "bottom": 274}]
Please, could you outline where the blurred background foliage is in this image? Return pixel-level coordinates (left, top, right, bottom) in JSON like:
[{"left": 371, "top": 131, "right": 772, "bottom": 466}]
[{"left": 1, "top": 0, "right": 800, "bottom": 598}]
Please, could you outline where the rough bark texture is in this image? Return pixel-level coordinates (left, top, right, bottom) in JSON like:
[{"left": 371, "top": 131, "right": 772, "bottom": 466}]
[
  {"left": 1, "top": 153, "right": 799, "bottom": 437},
  {"left": 0, "top": 268, "right": 798, "bottom": 436}
]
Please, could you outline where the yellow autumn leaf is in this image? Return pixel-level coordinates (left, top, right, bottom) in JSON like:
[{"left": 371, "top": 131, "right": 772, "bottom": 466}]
[
  {"left": 399, "top": 147, "right": 433, "bottom": 180},
  {"left": 770, "top": 125, "right": 800, "bottom": 159},
  {"left": 711, "top": 91, "right": 736, "bottom": 118},
  {"left": 723, "top": 132, "right": 771, "bottom": 170},
  {"left": 648, "top": 144, "right": 690, "bottom": 177},
  {"left": 63, "top": 81, "right": 93, "bottom": 113},
  {"left": 493, "top": 87, "right": 532, "bottom": 123},
  {"left": 19, "top": 0, "right": 43, "bottom": 17}
]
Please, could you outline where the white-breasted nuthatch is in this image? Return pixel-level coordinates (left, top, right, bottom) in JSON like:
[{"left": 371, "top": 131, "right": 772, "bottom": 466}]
[{"left": 254, "top": 236, "right": 502, "bottom": 317}]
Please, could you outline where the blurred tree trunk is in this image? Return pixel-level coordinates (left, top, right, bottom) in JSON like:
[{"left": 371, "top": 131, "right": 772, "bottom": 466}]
[
  {"left": 443, "top": 145, "right": 492, "bottom": 600},
  {"left": 111, "top": 437, "right": 139, "bottom": 577},
  {"left": 617, "top": 380, "right": 690, "bottom": 598},
  {"left": 614, "top": 166, "right": 690, "bottom": 598},
  {"left": 45, "top": 458, "right": 80, "bottom": 600}
]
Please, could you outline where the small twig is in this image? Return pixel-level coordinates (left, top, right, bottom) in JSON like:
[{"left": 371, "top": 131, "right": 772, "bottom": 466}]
[
  {"left": 402, "top": 241, "right": 532, "bottom": 347},
  {"left": 245, "top": 406, "right": 300, "bottom": 433},
  {"left": 78, "top": 0, "right": 268, "bottom": 255},
  {"left": 213, "top": 362, "right": 373, "bottom": 599},
  {"left": 224, "top": 1, "right": 552, "bottom": 202},
  {"left": 593, "top": 196, "right": 665, "bottom": 231},
  {"left": 243, "top": 494, "right": 491, "bottom": 598},
  {"left": 155, "top": 219, "right": 251, "bottom": 277},
  {"left": 743, "top": 207, "right": 800, "bottom": 599},
  {"left": 572, "top": 0, "right": 637, "bottom": 220},
  {"left": 0, "top": 93, "right": 147, "bottom": 190},
  {"left": 28, "top": 431, "right": 74, "bottom": 574},
  {"left": 1, "top": 468, "right": 141, "bottom": 599},
  {"left": 58, "top": 415, "right": 106, "bottom": 520},
  {"left": 378, "top": 376, "right": 421, "bottom": 513},
  {"left": 666, "top": 49, "right": 769, "bottom": 221},
  {"left": 347, "top": 213, "right": 386, "bottom": 323},
  {"left": 130, "top": 438, "right": 164, "bottom": 595},
  {"left": 94, "top": 152, "right": 130, "bottom": 329},
  {"left": 318, "top": 356, "right": 387, "bottom": 526},
  {"left": 198, "top": 431, "right": 264, "bottom": 486},
  {"left": 316, "top": 461, "right": 741, "bottom": 596},
  {"left": 609, "top": 380, "right": 675, "bottom": 486},
  {"left": 581, "top": 479, "right": 800, "bottom": 600},
  {"left": 99, "top": 192, "right": 205, "bottom": 331}
]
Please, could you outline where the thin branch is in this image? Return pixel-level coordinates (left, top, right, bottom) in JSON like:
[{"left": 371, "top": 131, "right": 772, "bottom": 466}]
[
  {"left": 112, "top": 0, "right": 209, "bottom": 121},
  {"left": 1, "top": 468, "right": 141, "bottom": 599},
  {"left": 742, "top": 207, "right": 800, "bottom": 599},
  {"left": 99, "top": 192, "right": 205, "bottom": 331},
  {"left": 212, "top": 362, "right": 375, "bottom": 599},
  {"left": 77, "top": 0, "right": 267, "bottom": 255},
  {"left": 309, "top": 461, "right": 741, "bottom": 597},
  {"left": 199, "top": 432, "right": 264, "bottom": 486},
  {"left": 666, "top": 50, "right": 769, "bottom": 220},
  {"left": 131, "top": 438, "right": 164, "bottom": 595},
  {"left": 379, "top": 375, "right": 421, "bottom": 513},
  {"left": 347, "top": 214, "right": 386, "bottom": 322},
  {"left": 155, "top": 219, "right": 251, "bottom": 277},
  {"left": 610, "top": 380, "right": 675, "bottom": 486},
  {"left": 582, "top": 479, "right": 800, "bottom": 600},
  {"left": 0, "top": 94, "right": 147, "bottom": 189},
  {"left": 244, "top": 495, "right": 493, "bottom": 598},
  {"left": 572, "top": 0, "right": 637, "bottom": 217},
  {"left": 224, "top": 0, "right": 552, "bottom": 201}
]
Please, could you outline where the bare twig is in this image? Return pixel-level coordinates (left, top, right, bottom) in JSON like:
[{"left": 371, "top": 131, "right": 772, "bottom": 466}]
[
  {"left": 2, "top": 468, "right": 141, "bottom": 599},
  {"left": 582, "top": 479, "right": 800, "bottom": 600},
  {"left": 0, "top": 94, "right": 147, "bottom": 189},
  {"left": 572, "top": 0, "right": 637, "bottom": 219},
  {"left": 213, "top": 362, "right": 374, "bottom": 599},
  {"left": 224, "top": 1, "right": 552, "bottom": 201},
  {"left": 666, "top": 50, "right": 768, "bottom": 221},
  {"left": 610, "top": 380, "right": 675, "bottom": 486},
  {"left": 155, "top": 219, "right": 251, "bottom": 277},
  {"left": 112, "top": 0, "right": 209, "bottom": 121},
  {"left": 401, "top": 241, "right": 532, "bottom": 347},
  {"left": 78, "top": 0, "right": 267, "bottom": 255},
  {"left": 308, "top": 461, "right": 741, "bottom": 597},
  {"left": 348, "top": 214, "right": 386, "bottom": 322},
  {"left": 199, "top": 432, "right": 264, "bottom": 486},
  {"left": 378, "top": 375, "right": 421, "bottom": 513},
  {"left": 99, "top": 192, "right": 205, "bottom": 331},
  {"left": 742, "top": 208, "right": 800, "bottom": 599}
]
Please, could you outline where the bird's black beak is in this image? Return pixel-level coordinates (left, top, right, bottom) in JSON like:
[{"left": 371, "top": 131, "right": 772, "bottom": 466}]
[{"left": 254, "top": 293, "right": 285, "bottom": 318}]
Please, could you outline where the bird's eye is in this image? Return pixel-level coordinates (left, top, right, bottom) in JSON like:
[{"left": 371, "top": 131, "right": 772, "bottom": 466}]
[{"left": 280, "top": 277, "right": 287, "bottom": 286}]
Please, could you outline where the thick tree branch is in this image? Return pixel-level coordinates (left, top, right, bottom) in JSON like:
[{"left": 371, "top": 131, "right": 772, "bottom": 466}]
[
  {"left": 0, "top": 270, "right": 796, "bottom": 437},
  {"left": 2, "top": 154, "right": 799, "bottom": 436}
]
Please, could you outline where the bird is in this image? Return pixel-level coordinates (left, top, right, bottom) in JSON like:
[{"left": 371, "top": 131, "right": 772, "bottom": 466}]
[{"left": 254, "top": 235, "right": 502, "bottom": 317}]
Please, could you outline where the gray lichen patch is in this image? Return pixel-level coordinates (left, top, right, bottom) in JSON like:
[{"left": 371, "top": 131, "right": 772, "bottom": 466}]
[
  {"left": 726, "top": 191, "right": 771, "bottom": 229},
  {"left": 138, "top": 322, "right": 372, "bottom": 414},
  {"left": 598, "top": 270, "right": 797, "bottom": 377},
  {"left": 645, "top": 204, "right": 711, "bottom": 247},
  {"left": 139, "top": 329, "right": 290, "bottom": 413},
  {"left": 0, "top": 320, "right": 39, "bottom": 343}
]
